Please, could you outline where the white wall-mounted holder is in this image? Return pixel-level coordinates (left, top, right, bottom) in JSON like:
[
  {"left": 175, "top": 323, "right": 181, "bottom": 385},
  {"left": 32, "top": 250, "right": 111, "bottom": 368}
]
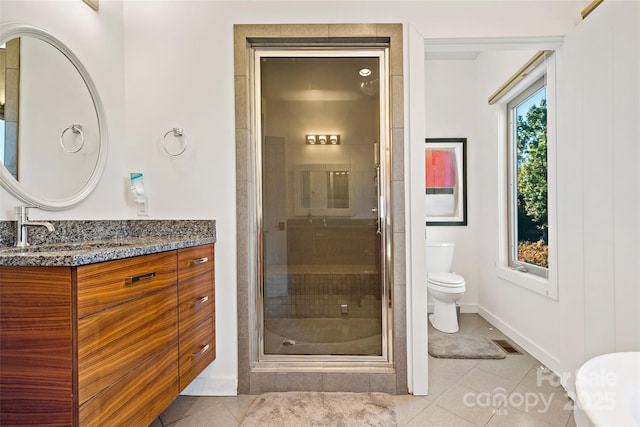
[
  {"left": 136, "top": 197, "right": 149, "bottom": 216},
  {"left": 162, "top": 127, "right": 188, "bottom": 156},
  {"left": 129, "top": 172, "right": 149, "bottom": 216}
]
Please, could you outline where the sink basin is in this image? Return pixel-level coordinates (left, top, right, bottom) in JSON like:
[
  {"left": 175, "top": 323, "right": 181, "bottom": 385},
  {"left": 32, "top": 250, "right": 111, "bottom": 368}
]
[{"left": 0, "top": 241, "right": 134, "bottom": 254}]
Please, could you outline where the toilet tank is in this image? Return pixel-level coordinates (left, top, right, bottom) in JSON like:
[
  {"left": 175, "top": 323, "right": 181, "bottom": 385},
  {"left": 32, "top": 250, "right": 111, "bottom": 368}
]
[{"left": 425, "top": 241, "right": 455, "bottom": 274}]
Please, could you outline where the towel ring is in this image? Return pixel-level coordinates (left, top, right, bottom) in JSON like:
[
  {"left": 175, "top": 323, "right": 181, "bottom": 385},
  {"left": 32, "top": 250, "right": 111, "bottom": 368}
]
[
  {"left": 60, "top": 124, "right": 84, "bottom": 153},
  {"left": 162, "top": 128, "right": 188, "bottom": 156}
]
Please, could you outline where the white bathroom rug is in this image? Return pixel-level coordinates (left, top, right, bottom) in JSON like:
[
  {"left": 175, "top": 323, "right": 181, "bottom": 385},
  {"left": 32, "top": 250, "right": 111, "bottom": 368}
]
[
  {"left": 429, "top": 334, "right": 506, "bottom": 359},
  {"left": 239, "top": 392, "right": 397, "bottom": 427}
]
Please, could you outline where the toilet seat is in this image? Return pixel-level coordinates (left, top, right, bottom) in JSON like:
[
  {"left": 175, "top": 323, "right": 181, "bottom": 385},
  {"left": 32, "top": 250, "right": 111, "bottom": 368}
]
[{"left": 427, "top": 272, "right": 465, "bottom": 288}]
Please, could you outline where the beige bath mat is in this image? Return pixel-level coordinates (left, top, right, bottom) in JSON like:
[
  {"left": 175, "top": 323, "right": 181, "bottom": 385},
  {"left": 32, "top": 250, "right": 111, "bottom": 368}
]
[
  {"left": 239, "top": 391, "right": 397, "bottom": 427},
  {"left": 429, "top": 334, "right": 506, "bottom": 359}
]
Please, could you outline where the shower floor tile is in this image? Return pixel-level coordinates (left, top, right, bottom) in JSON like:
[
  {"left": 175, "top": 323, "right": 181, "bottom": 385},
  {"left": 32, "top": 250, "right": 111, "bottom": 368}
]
[{"left": 264, "top": 317, "right": 382, "bottom": 355}]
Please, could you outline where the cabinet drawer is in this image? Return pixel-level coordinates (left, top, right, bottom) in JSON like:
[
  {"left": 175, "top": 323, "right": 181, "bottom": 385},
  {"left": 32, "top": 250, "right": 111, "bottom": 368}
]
[
  {"left": 179, "top": 287, "right": 214, "bottom": 336},
  {"left": 178, "top": 244, "right": 214, "bottom": 282},
  {"left": 178, "top": 244, "right": 214, "bottom": 335},
  {"left": 77, "top": 251, "right": 177, "bottom": 318},
  {"left": 79, "top": 343, "right": 178, "bottom": 427},
  {"left": 179, "top": 316, "right": 215, "bottom": 391},
  {"left": 78, "top": 285, "right": 177, "bottom": 403}
]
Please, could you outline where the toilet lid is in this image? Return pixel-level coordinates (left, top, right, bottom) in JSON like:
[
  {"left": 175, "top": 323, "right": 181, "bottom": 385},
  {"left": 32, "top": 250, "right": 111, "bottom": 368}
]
[{"left": 428, "top": 272, "right": 465, "bottom": 287}]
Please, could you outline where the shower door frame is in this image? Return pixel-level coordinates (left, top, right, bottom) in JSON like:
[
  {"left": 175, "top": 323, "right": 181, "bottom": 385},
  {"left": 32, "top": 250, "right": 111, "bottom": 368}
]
[{"left": 252, "top": 46, "right": 394, "bottom": 368}]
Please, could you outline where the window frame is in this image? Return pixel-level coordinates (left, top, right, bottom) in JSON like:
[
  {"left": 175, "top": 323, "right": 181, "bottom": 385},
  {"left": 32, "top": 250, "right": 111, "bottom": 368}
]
[
  {"left": 507, "top": 76, "right": 549, "bottom": 278},
  {"left": 495, "top": 52, "right": 557, "bottom": 300}
]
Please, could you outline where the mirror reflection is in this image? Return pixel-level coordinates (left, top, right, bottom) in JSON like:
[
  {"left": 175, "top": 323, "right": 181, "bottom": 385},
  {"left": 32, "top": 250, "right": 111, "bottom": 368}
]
[
  {"left": 300, "top": 169, "right": 350, "bottom": 210},
  {"left": 294, "top": 164, "right": 355, "bottom": 216},
  {"left": 0, "top": 34, "right": 99, "bottom": 201},
  {"left": 0, "top": 38, "right": 20, "bottom": 177}
]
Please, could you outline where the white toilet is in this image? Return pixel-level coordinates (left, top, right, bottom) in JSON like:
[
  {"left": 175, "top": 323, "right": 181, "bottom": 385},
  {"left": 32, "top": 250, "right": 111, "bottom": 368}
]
[{"left": 426, "top": 241, "right": 466, "bottom": 333}]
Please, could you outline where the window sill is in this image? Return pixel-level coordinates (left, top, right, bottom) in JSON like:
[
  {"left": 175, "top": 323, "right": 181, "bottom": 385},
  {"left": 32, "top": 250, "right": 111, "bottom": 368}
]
[{"left": 496, "top": 266, "right": 558, "bottom": 300}]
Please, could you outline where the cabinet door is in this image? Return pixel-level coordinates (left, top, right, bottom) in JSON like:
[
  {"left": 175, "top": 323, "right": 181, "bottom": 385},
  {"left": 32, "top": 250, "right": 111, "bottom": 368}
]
[
  {"left": 79, "top": 344, "right": 179, "bottom": 427},
  {"left": 77, "top": 285, "right": 178, "bottom": 403},
  {"left": 0, "top": 266, "right": 74, "bottom": 426}
]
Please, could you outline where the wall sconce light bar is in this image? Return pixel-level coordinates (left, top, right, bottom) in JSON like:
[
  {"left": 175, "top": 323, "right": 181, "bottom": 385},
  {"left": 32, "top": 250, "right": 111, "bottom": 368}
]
[{"left": 305, "top": 134, "right": 340, "bottom": 145}]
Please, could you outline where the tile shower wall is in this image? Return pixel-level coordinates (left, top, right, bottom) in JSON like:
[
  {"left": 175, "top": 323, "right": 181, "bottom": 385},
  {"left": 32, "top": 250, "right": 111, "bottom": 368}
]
[{"left": 264, "top": 272, "right": 381, "bottom": 318}]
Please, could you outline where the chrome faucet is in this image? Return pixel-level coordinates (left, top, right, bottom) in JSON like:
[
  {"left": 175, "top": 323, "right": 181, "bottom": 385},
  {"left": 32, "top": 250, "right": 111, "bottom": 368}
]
[{"left": 15, "top": 206, "right": 55, "bottom": 247}]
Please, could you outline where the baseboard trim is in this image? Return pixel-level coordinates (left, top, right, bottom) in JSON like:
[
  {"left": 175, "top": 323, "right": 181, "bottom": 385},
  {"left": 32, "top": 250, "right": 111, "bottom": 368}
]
[
  {"left": 459, "top": 303, "right": 478, "bottom": 314},
  {"left": 477, "top": 304, "right": 561, "bottom": 374},
  {"left": 427, "top": 302, "right": 478, "bottom": 314},
  {"left": 180, "top": 376, "right": 238, "bottom": 396}
]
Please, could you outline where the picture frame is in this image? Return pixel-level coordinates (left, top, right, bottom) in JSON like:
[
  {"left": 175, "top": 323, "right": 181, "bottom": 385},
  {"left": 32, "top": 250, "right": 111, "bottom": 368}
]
[{"left": 425, "top": 138, "right": 467, "bottom": 226}]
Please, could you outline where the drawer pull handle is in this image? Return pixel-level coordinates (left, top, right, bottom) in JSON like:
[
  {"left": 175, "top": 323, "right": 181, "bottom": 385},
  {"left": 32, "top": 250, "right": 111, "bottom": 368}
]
[
  {"left": 190, "top": 295, "right": 209, "bottom": 308},
  {"left": 191, "top": 257, "right": 209, "bottom": 266},
  {"left": 191, "top": 343, "right": 210, "bottom": 359},
  {"left": 126, "top": 271, "right": 156, "bottom": 284}
]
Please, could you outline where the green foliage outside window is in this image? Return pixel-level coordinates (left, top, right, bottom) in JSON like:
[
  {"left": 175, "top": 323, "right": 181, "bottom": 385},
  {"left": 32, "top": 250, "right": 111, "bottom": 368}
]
[{"left": 516, "top": 94, "right": 548, "bottom": 268}]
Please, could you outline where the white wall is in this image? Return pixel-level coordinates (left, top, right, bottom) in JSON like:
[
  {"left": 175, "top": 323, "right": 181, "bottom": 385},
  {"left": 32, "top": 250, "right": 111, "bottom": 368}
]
[
  {"left": 472, "top": 48, "right": 566, "bottom": 372},
  {"left": 1, "top": 0, "right": 587, "bottom": 396},
  {"left": 424, "top": 58, "right": 481, "bottom": 312},
  {"left": 469, "top": 0, "right": 639, "bottom": 393},
  {"left": 556, "top": 0, "right": 640, "bottom": 387}
]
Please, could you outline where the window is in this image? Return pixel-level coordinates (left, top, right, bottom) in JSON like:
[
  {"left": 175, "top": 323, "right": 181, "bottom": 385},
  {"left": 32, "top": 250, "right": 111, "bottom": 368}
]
[{"left": 507, "top": 76, "right": 548, "bottom": 278}]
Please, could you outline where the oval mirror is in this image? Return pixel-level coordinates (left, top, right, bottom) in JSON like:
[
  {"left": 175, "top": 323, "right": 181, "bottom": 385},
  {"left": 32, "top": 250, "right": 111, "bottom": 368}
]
[{"left": 0, "top": 24, "right": 107, "bottom": 210}]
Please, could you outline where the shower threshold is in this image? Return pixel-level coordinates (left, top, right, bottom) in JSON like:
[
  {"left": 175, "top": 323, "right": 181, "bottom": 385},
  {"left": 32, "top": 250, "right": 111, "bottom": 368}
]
[{"left": 253, "top": 358, "right": 395, "bottom": 374}]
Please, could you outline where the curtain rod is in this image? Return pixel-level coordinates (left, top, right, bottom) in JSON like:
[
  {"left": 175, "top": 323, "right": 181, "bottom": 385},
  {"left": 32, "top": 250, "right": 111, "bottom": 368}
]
[
  {"left": 82, "top": 0, "right": 98, "bottom": 11},
  {"left": 581, "top": 0, "right": 604, "bottom": 19},
  {"left": 487, "top": 50, "right": 552, "bottom": 105}
]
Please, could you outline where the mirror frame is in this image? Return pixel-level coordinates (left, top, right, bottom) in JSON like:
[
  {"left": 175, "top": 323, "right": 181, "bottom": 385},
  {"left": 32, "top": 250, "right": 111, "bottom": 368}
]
[{"left": 0, "top": 23, "right": 108, "bottom": 210}]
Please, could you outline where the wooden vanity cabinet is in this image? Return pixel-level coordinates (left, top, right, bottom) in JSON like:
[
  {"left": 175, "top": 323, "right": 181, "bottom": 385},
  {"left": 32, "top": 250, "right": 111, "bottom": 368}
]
[{"left": 0, "top": 244, "right": 216, "bottom": 426}]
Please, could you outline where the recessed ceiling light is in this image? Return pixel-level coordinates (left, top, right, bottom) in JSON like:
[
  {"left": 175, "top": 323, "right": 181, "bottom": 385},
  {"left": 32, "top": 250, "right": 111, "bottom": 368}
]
[{"left": 359, "top": 68, "right": 372, "bottom": 77}]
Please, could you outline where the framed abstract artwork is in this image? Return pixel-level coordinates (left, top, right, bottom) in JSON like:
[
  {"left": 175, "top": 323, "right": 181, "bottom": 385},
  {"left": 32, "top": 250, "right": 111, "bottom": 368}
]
[{"left": 425, "top": 138, "right": 467, "bottom": 226}]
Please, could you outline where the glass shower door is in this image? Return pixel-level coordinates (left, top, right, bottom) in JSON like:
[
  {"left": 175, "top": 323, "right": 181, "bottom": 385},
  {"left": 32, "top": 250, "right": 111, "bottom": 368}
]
[{"left": 259, "top": 52, "right": 386, "bottom": 357}]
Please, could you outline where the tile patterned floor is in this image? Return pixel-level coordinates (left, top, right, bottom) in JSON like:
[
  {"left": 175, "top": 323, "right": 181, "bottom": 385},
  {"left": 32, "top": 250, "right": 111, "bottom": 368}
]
[{"left": 151, "top": 314, "right": 576, "bottom": 427}]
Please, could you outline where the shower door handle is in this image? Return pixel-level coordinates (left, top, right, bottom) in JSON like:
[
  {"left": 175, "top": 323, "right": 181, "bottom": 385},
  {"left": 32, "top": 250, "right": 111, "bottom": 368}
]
[
  {"left": 375, "top": 164, "right": 383, "bottom": 235},
  {"left": 377, "top": 196, "right": 384, "bottom": 235}
]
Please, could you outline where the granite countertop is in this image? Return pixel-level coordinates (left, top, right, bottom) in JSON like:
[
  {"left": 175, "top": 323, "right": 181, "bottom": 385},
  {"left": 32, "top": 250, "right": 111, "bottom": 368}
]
[
  {"left": 0, "top": 219, "right": 216, "bottom": 267},
  {"left": 0, "top": 236, "right": 215, "bottom": 267}
]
